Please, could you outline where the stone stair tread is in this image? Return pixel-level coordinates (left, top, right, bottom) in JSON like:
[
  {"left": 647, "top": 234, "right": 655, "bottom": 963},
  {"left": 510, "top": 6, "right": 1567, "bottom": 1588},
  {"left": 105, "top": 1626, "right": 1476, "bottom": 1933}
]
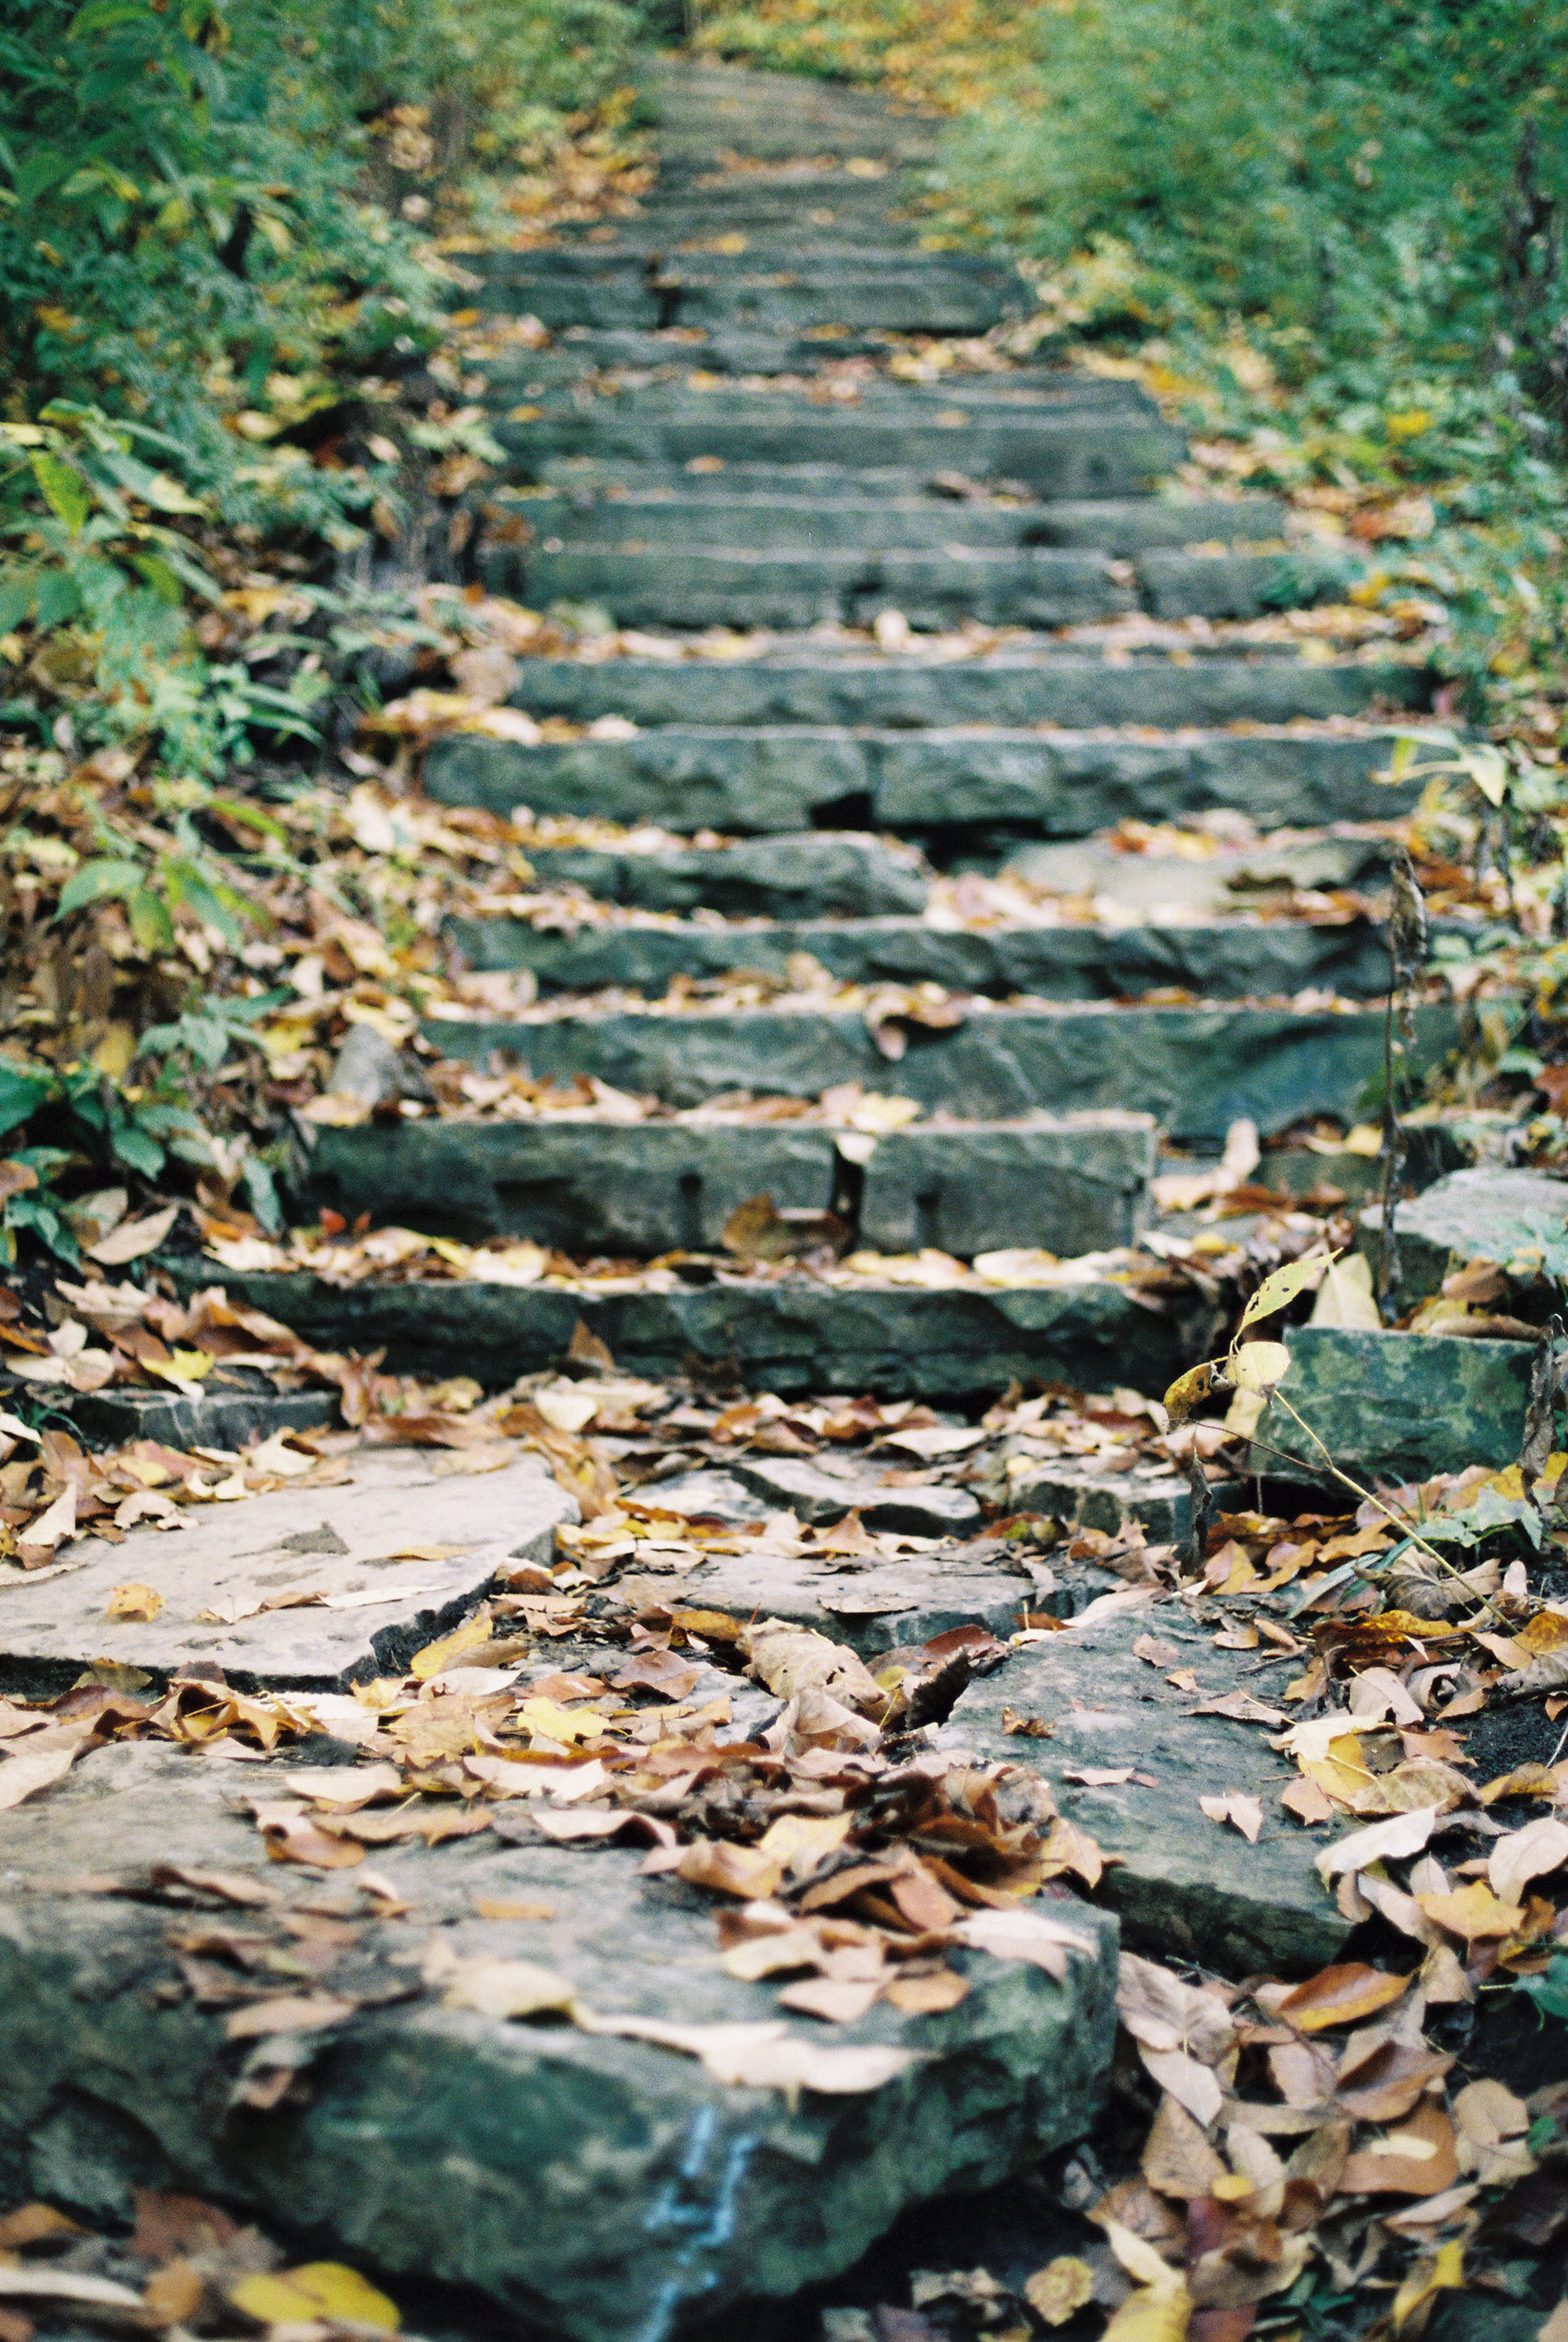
[
  {"left": 306, "top": 1110, "right": 1157, "bottom": 1259},
  {"left": 425, "top": 720, "right": 1417, "bottom": 838},
  {"left": 0, "top": 1746, "right": 1110, "bottom": 2338},
  {"left": 421, "top": 999, "right": 1463, "bottom": 1142},
  {"left": 448, "top": 905, "right": 1402, "bottom": 1002}
]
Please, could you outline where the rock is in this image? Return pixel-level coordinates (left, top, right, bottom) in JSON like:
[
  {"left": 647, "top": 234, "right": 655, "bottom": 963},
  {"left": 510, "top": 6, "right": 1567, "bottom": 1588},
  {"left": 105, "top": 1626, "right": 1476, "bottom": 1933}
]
[
  {"left": 1252, "top": 1326, "right": 1535, "bottom": 1487},
  {"left": 170, "top": 1269, "right": 1205, "bottom": 1399},
  {"left": 0, "top": 1742, "right": 1118, "bottom": 2342},
  {"left": 718, "top": 1452, "right": 983, "bottom": 1539},
  {"left": 0, "top": 1448, "right": 572, "bottom": 1695},
  {"left": 328, "top": 1025, "right": 433, "bottom": 1109},
  {"left": 431, "top": 1000, "right": 1464, "bottom": 1144},
  {"left": 992, "top": 1457, "right": 1232, "bottom": 1544},
  {"left": 939, "top": 1601, "right": 1353, "bottom": 1973},
  {"left": 504, "top": 645, "right": 1432, "bottom": 731},
  {"left": 448, "top": 906, "right": 1402, "bottom": 1004},
  {"left": 520, "top": 833, "right": 931, "bottom": 920},
  {"left": 857, "top": 1117, "right": 1154, "bottom": 1255},
  {"left": 59, "top": 1382, "right": 338, "bottom": 1454},
  {"left": 1360, "top": 1167, "right": 1568, "bottom": 1302},
  {"left": 669, "top": 1539, "right": 1049, "bottom": 1654}
]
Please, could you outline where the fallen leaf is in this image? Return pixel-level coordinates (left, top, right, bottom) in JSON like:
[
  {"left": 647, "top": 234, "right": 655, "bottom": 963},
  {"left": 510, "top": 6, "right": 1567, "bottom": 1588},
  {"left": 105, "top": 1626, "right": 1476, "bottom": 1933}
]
[
  {"left": 87, "top": 1204, "right": 180, "bottom": 1265},
  {"left": 1488, "top": 1815, "right": 1568, "bottom": 1908},
  {"left": 1315, "top": 1806, "right": 1441, "bottom": 1880},
  {"left": 1337, "top": 2101, "right": 1459, "bottom": 2197},
  {"left": 1278, "top": 1963, "right": 1411, "bottom": 2032},
  {"left": 1414, "top": 1881, "right": 1526, "bottom": 1942},
  {"left": 229, "top": 2264, "right": 399, "bottom": 2331},
  {"left": 222, "top": 1995, "right": 358, "bottom": 2040},
  {"left": 1025, "top": 2258, "right": 1096, "bottom": 2327},
  {"left": 105, "top": 1582, "right": 164, "bottom": 1623},
  {"left": 440, "top": 1958, "right": 580, "bottom": 2021},
  {"left": 678, "top": 1840, "right": 785, "bottom": 1899},
  {"left": 1198, "top": 1793, "right": 1262, "bottom": 1844},
  {"left": 0, "top": 1721, "right": 94, "bottom": 1811},
  {"left": 1141, "top": 2094, "right": 1229, "bottom": 2201},
  {"left": 579, "top": 2012, "right": 919, "bottom": 2095}
]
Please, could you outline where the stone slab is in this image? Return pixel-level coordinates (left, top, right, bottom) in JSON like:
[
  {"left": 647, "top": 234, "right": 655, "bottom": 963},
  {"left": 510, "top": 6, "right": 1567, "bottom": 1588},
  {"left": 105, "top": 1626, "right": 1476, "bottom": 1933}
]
[
  {"left": 1363, "top": 1167, "right": 1568, "bottom": 1302},
  {"left": 518, "top": 834, "right": 931, "bottom": 920},
  {"left": 306, "top": 1119, "right": 842, "bottom": 1254},
  {"left": 167, "top": 1271, "right": 1205, "bottom": 1398},
  {"left": 427, "top": 724, "right": 1411, "bottom": 841},
  {"left": 0, "top": 1743, "right": 1117, "bottom": 2342},
  {"left": 502, "top": 409, "right": 1184, "bottom": 496},
  {"left": 0, "top": 1448, "right": 571, "bottom": 1695},
  {"left": 672, "top": 1540, "right": 1047, "bottom": 1654},
  {"left": 532, "top": 491, "right": 1283, "bottom": 557},
  {"left": 990, "top": 1458, "right": 1227, "bottom": 1543},
  {"left": 939, "top": 1603, "right": 1353, "bottom": 1973},
  {"left": 1252, "top": 1327, "right": 1535, "bottom": 1487},
  {"left": 717, "top": 1451, "right": 982, "bottom": 1539},
  {"left": 448, "top": 908, "right": 1400, "bottom": 1003},
  {"left": 1137, "top": 549, "right": 1294, "bottom": 621},
  {"left": 46, "top": 1383, "right": 338, "bottom": 1454},
  {"left": 857, "top": 1118, "right": 1155, "bottom": 1255},
  {"left": 426, "top": 1002, "right": 1465, "bottom": 1144},
  {"left": 505, "top": 544, "right": 1132, "bottom": 632}
]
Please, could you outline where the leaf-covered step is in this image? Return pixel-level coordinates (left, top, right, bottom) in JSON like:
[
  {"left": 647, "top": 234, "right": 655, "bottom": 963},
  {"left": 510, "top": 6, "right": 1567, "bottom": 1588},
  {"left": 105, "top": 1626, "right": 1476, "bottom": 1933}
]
[
  {"left": 422, "top": 999, "right": 1462, "bottom": 1143},
  {"left": 495, "top": 401, "right": 1184, "bottom": 496},
  {"left": 304, "top": 1113, "right": 1157, "bottom": 1259},
  {"left": 446, "top": 906, "right": 1401, "bottom": 1002},
  {"left": 501, "top": 646, "right": 1432, "bottom": 730},
  {"left": 522, "top": 485, "right": 1285, "bottom": 556},
  {"left": 424, "top": 722, "right": 1415, "bottom": 839},
  {"left": 173, "top": 1260, "right": 1201, "bottom": 1397},
  {"left": 498, "top": 542, "right": 1134, "bottom": 631},
  {"left": 472, "top": 249, "right": 1029, "bottom": 334}
]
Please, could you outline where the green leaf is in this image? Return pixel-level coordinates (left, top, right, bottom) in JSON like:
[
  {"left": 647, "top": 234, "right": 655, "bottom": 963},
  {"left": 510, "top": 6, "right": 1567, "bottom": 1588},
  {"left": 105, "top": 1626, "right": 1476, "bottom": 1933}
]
[
  {"left": 0, "top": 1063, "right": 57, "bottom": 1139},
  {"left": 109, "top": 1122, "right": 164, "bottom": 1178},
  {"left": 56, "top": 858, "right": 144, "bottom": 919},
  {"left": 3, "top": 1195, "right": 81, "bottom": 1268},
  {"left": 30, "top": 453, "right": 91, "bottom": 536}
]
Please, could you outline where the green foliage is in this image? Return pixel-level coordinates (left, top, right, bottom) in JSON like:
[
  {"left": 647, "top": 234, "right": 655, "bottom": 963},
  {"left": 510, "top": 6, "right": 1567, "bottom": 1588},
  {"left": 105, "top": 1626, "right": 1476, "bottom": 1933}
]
[{"left": 1516, "top": 1950, "right": 1568, "bottom": 2026}]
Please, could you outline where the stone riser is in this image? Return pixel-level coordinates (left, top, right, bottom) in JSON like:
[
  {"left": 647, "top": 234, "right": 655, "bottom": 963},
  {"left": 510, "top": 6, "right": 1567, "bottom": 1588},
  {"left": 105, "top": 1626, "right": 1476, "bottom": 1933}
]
[
  {"left": 519, "top": 835, "right": 932, "bottom": 919},
  {"left": 170, "top": 1265, "right": 1205, "bottom": 1397},
  {"left": 423, "top": 1002, "right": 1462, "bottom": 1143},
  {"left": 425, "top": 725, "right": 1412, "bottom": 839},
  {"left": 306, "top": 1114, "right": 1156, "bottom": 1258},
  {"left": 446, "top": 907, "right": 1401, "bottom": 1002},
  {"left": 497, "top": 411, "right": 1184, "bottom": 495},
  {"left": 526, "top": 490, "right": 1285, "bottom": 556},
  {"left": 500, "top": 651, "right": 1431, "bottom": 731},
  {"left": 492, "top": 542, "right": 1301, "bottom": 630}
]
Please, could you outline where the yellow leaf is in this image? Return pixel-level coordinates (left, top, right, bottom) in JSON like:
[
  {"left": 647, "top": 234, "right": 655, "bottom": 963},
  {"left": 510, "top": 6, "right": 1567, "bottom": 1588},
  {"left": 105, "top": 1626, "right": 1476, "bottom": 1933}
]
[
  {"left": 1226, "top": 1340, "right": 1291, "bottom": 1393},
  {"left": 410, "top": 1612, "right": 493, "bottom": 1681},
  {"left": 230, "top": 2264, "right": 400, "bottom": 2332},
  {"left": 1392, "top": 2239, "right": 1464, "bottom": 2331},
  {"left": 106, "top": 1583, "right": 164, "bottom": 1623},
  {"left": 1237, "top": 1250, "right": 1333, "bottom": 1335},
  {"left": 1024, "top": 2258, "right": 1096, "bottom": 2327},
  {"left": 1163, "top": 1359, "right": 1218, "bottom": 1424},
  {"left": 755, "top": 1811, "right": 855, "bottom": 1877}
]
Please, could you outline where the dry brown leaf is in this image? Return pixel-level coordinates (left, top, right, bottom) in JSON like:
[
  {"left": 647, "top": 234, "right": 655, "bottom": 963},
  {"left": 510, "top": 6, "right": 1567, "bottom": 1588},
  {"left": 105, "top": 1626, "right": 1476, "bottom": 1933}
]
[
  {"left": 1024, "top": 2259, "right": 1096, "bottom": 2327},
  {"left": 1141, "top": 2094, "right": 1229, "bottom": 2201},
  {"left": 1337, "top": 2101, "right": 1459, "bottom": 2197},
  {"left": 1278, "top": 1962, "right": 1411, "bottom": 2033},
  {"left": 1198, "top": 1793, "right": 1263, "bottom": 1844}
]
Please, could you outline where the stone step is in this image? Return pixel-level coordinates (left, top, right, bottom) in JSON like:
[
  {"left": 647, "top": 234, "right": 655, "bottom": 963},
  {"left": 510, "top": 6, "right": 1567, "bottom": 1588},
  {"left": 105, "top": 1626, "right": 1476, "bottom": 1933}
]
[
  {"left": 1254, "top": 1325, "right": 1533, "bottom": 1489},
  {"left": 479, "top": 257, "right": 1025, "bottom": 333},
  {"left": 641, "top": 60, "right": 941, "bottom": 161},
  {"left": 521, "top": 833, "right": 931, "bottom": 919},
  {"left": 173, "top": 1259, "right": 1205, "bottom": 1395},
  {"left": 0, "top": 1750, "right": 1111, "bottom": 2342},
  {"left": 526, "top": 485, "right": 1286, "bottom": 555},
  {"left": 502, "top": 645, "right": 1431, "bottom": 730},
  {"left": 939, "top": 1604, "right": 1353, "bottom": 1973},
  {"left": 424, "top": 999, "right": 1462, "bottom": 1142},
  {"left": 305, "top": 1112, "right": 1157, "bottom": 1258},
  {"left": 448, "top": 906, "right": 1401, "bottom": 1002},
  {"left": 425, "top": 722, "right": 1414, "bottom": 839},
  {"left": 498, "top": 542, "right": 1137, "bottom": 630},
  {"left": 1360, "top": 1164, "right": 1566, "bottom": 1306},
  {"left": 497, "top": 404, "right": 1184, "bottom": 496}
]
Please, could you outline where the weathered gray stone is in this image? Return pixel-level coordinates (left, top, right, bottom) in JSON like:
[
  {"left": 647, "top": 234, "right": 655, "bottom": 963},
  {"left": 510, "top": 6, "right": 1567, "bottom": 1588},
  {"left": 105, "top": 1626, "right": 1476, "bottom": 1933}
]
[
  {"left": 427, "top": 1001, "right": 1464, "bottom": 1143},
  {"left": 1136, "top": 549, "right": 1293, "bottom": 620},
  {"left": 519, "top": 834, "right": 931, "bottom": 920},
  {"left": 307, "top": 1119, "right": 842, "bottom": 1253},
  {"left": 990, "top": 1458, "right": 1228, "bottom": 1544},
  {"left": 672, "top": 1539, "right": 1047, "bottom": 1654},
  {"left": 506, "top": 644, "right": 1431, "bottom": 731},
  {"left": 1251, "top": 1327, "right": 1535, "bottom": 1487},
  {"left": 505, "top": 543, "right": 1132, "bottom": 632},
  {"left": 426, "top": 723, "right": 1414, "bottom": 840},
  {"left": 167, "top": 1269, "right": 1205, "bottom": 1397},
  {"left": 940, "top": 1603, "right": 1353, "bottom": 1973},
  {"left": 1002, "top": 833, "right": 1389, "bottom": 911},
  {"left": 716, "top": 1451, "right": 983, "bottom": 1539},
  {"left": 59, "top": 1382, "right": 338, "bottom": 1454},
  {"left": 1362, "top": 1167, "right": 1568, "bottom": 1302},
  {"left": 448, "top": 907, "right": 1401, "bottom": 1003},
  {"left": 0, "top": 1743, "right": 1117, "bottom": 2342},
  {"left": 531, "top": 489, "right": 1284, "bottom": 558},
  {"left": 857, "top": 1118, "right": 1155, "bottom": 1255},
  {"left": 0, "top": 1448, "right": 570, "bottom": 1695},
  {"left": 502, "top": 406, "right": 1184, "bottom": 496}
]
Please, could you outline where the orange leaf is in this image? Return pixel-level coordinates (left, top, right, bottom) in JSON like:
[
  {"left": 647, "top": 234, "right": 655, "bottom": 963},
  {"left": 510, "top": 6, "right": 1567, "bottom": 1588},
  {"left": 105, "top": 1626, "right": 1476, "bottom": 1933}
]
[
  {"left": 1337, "top": 2102, "right": 1459, "bottom": 2197},
  {"left": 1414, "top": 1881, "right": 1527, "bottom": 1942},
  {"left": 1278, "top": 1962, "right": 1411, "bottom": 2033}
]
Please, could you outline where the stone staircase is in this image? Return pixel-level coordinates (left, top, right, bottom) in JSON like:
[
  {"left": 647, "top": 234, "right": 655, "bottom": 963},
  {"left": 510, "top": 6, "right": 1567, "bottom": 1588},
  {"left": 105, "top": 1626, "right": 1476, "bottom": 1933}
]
[{"left": 278, "top": 56, "right": 1461, "bottom": 1378}]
